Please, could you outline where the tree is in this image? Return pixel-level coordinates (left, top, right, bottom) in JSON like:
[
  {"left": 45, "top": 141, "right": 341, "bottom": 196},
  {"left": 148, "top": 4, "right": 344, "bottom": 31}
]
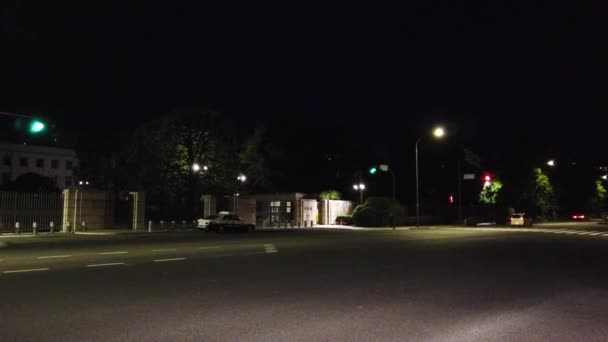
[
  {"left": 2, "top": 173, "right": 59, "bottom": 193},
  {"left": 592, "top": 180, "right": 607, "bottom": 215},
  {"left": 479, "top": 180, "right": 503, "bottom": 204},
  {"left": 127, "top": 107, "right": 239, "bottom": 218},
  {"left": 531, "top": 168, "right": 555, "bottom": 218},
  {"left": 240, "top": 126, "right": 283, "bottom": 193},
  {"left": 319, "top": 190, "right": 342, "bottom": 200}
]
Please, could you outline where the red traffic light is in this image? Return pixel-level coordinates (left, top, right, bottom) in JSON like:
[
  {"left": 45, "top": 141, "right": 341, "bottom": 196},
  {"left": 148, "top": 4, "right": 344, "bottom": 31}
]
[
  {"left": 484, "top": 175, "right": 491, "bottom": 182},
  {"left": 449, "top": 195, "right": 454, "bottom": 204}
]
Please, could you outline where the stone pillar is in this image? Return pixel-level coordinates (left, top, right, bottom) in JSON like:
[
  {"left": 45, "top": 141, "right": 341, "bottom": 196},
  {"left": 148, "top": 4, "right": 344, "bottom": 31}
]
[
  {"left": 130, "top": 191, "right": 146, "bottom": 231},
  {"left": 62, "top": 189, "right": 111, "bottom": 231}
]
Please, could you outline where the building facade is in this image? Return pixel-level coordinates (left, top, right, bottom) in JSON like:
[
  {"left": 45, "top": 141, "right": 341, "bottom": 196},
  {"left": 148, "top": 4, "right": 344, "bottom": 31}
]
[{"left": 0, "top": 142, "right": 79, "bottom": 189}]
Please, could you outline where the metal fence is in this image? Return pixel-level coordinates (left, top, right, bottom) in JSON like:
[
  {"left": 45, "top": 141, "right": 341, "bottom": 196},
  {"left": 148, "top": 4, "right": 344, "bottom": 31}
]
[{"left": 0, "top": 191, "right": 63, "bottom": 234}]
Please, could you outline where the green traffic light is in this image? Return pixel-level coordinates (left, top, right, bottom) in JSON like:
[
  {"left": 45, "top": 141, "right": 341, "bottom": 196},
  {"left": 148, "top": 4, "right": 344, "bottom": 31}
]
[
  {"left": 29, "top": 120, "right": 45, "bottom": 133},
  {"left": 369, "top": 167, "right": 377, "bottom": 175}
]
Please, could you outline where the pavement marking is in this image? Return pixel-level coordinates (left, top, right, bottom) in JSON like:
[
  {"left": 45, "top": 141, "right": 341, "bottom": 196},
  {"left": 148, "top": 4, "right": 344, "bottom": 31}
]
[
  {"left": 37, "top": 255, "right": 72, "bottom": 259},
  {"left": 154, "top": 257, "right": 186, "bottom": 262},
  {"left": 199, "top": 246, "right": 221, "bottom": 250},
  {"left": 588, "top": 232, "right": 603, "bottom": 236},
  {"left": 152, "top": 248, "right": 177, "bottom": 252},
  {"left": 264, "top": 244, "right": 278, "bottom": 253},
  {"left": 86, "top": 262, "right": 126, "bottom": 268},
  {"left": 3, "top": 268, "right": 49, "bottom": 274},
  {"left": 99, "top": 251, "right": 129, "bottom": 255}
]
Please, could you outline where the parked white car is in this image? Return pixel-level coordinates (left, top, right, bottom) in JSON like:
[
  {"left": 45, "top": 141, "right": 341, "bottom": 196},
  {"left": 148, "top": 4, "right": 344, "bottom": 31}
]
[
  {"left": 197, "top": 214, "right": 220, "bottom": 230},
  {"left": 510, "top": 213, "right": 533, "bottom": 227}
]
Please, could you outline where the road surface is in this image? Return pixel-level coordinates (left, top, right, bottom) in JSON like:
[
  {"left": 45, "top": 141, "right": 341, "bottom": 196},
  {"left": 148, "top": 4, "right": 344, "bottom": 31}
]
[{"left": 2, "top": 223, "right": 608, "bottom": 341}]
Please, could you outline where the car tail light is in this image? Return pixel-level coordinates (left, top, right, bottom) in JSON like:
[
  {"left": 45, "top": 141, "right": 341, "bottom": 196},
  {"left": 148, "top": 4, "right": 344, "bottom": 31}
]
[
  {"left": 580, "top": 215, "right": 585, "bottom": 219},
  {"left": 572, "top": 215, "right": 577, "bottom": 219}
]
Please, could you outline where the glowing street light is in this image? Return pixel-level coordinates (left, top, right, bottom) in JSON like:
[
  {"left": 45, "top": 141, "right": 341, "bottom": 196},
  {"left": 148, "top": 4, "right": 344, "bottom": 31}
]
[
  {"left": 602, "top": 175, "right": 608, "bottom": 180},
  {"left": 353, "top": 183, "right": 366, "bottom": 205},
  {"left": 237, "top": 174, "right": 247, "bottom": 183},
  {"left": 547, "top": 160, "right": 555, "bottom": 167},
  {"left": 192, "top": 163, "right": 201, "bottom": 172},
  {"left": 415, "top": 125, "right": 447, "bottom": 228}
]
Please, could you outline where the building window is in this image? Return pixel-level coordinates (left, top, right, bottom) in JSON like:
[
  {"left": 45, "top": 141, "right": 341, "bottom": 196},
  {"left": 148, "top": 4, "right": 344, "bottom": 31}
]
[
  {"left": 51, "top": 159, "right": 59, "bottom": 169},
  {"left": 19, "top": 157, "right": 28, "bottom": 167},
  {"left": 286, "top": 201, "right": 291, "bottom": 213},
  {"left": 2, "top": 172, "right": 10, "bottom": 184},
  {"left": 2, "top": 155, "right": 11, "bottom": 166},
  {"left": 270, "top": 201, "right": 281, "bottom": 213},
  {"left": 66, "top": 160, "right": 73, "bottom": 170},
  {"left": 36, "top": 158, "right": 44, "bottom": 168}
]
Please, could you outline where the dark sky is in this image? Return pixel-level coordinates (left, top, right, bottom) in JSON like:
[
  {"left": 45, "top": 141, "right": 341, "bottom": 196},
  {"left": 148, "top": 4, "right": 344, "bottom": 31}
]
[{"left": 2, "top": 2, "right": 608, "bottom": 199}]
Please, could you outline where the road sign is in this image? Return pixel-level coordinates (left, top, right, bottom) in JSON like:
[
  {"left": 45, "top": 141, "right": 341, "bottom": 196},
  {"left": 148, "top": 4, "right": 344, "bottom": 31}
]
[
  {"left": 463, "top": 174, "right": 475, "bottom": 180},
  {"left": 379, "top": 164, "right": 389, "bottom": 172}
]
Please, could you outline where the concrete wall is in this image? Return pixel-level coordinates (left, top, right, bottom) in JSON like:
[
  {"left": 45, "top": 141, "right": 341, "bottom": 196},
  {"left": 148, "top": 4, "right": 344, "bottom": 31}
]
[
  {"left": 319, "top": 200, "right": 354, "bottom": 225},
  {"left": 62, "top": 189, "right": 145, "bottom": 231},
  {"left": 299, "top": 199, "right": 319, "bottom": 226},
  {"left": 62, "top": 189, "right": 112, "bottom": 231}
]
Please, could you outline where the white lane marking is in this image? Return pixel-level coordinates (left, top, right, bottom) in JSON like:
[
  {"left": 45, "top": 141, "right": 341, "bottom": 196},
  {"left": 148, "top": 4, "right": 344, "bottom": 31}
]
[
  {"left": 152, "top": 248, "right": 176, "bottom": 252},
  {"left": 199, "top": 246, "right": 221, "bottom": 250},
  {"left": 37, "top": 255, "right": 72, "bottom": 259},
  {"left": 154, "top": 257, "right": 186, "bottom": 262},
  {"left": 602, "top": 233, "right": 608, "bottom": 237},
  {"left": 3, "top": 268, "right": 49, "bottom": 274},
  {"left": 99, "top": 251, "right": 128, "bottom": 255},
  {"left": 588, "top": 232, "right": 603, "bottom": 236},
  {"left": 264, "top": 244, "right": 278, "bottom": 253},
  {"left": 86, "top": 262, "right": 126, "bottom": 268}
]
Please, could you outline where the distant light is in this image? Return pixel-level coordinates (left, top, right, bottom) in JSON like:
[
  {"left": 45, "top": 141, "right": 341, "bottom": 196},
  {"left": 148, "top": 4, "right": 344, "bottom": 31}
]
[
  {"left": 449, "top": 195, "right": 454, "bottom": 204},
  {"left": 547, "top": 160, "right": 555, "bottom": 167},
  {"left": 79, "top": 181, "right": 83, "bottom": 185},
  {"left": 369, "top": 167, "right": 377, "bottom": 175},
  {"left": 85, "top": 181, "right": 89, "bottom": 185},
  {"left": 602, "top": 175, "right": 608, "bottom": 180},
  {"left": 237, "top": 174, "right": 247, "bottom": 182},
  {"left": 353, "top": 183, "right": 365, "bottom": 190},
  {"left": 192, "top": 163, "right": 201, "bottom": 172},
  {"left": 484, "top": 175, "right": 491, "bottom": 182},
  {"left": 433, "top": 127, "right": 446, "bottom": 138},
  {"left": 203, "top": 165, "right": 208, "bottom": 171},
  {"left": 359, "top": 183, "right": 365, "bottom": 190}
]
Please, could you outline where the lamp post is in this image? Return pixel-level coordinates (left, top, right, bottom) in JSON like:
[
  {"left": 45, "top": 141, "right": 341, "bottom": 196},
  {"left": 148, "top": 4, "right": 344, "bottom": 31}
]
[
  {"left": 235, "top": 174, "right": 246, "bottom": 214},
  {"left": 353, "top": 183, "right": 366, "bottom": 205},
  {"left": 415, "top": 126, "right": 445, "bottom": 229}
]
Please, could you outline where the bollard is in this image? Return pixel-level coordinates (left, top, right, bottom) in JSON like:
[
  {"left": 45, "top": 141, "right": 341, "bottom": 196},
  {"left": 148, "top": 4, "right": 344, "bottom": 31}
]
[
  {"left": 33, "top": 222, "right": 38, "bottom": 235},
  {"left": 304, "top": 220, "right": 307, "bottom": 227},
  {"left": 81, "top": 221, "right": 86, "bottom": 232},
  {"left": 148, "top": 220, "right": 152, "bottom": 232},
  {"left": 15, "top": 222, "right": 20, "bottom": 235},
  {"left": 50, "top": 221, "right": 55, "bottom": 233},
  {"left": 310, "top": 220, "right": 314, "bottom": 227}
]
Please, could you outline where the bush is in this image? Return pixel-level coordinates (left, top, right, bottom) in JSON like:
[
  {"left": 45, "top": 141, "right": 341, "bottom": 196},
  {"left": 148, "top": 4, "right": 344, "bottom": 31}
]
[
  {"left": 352, "top": 197, "right": 408, "bottom": 227},
  {"left": 335, "top": 215, "right": 354, "bottom": 225},
  {"left": 319, "top": 190, "right": 342, "bottom": 200}
]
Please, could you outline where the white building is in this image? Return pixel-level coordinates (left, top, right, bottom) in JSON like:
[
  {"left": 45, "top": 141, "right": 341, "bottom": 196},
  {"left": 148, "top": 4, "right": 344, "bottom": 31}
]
[{"left": 0, "top": 142, "right": 78, "bottom": 188}]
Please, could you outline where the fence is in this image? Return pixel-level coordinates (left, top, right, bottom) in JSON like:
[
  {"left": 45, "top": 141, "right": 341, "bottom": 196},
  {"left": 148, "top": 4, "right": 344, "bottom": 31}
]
[{"left": 0, "top": 191, "right": 63, "bottom": 234}]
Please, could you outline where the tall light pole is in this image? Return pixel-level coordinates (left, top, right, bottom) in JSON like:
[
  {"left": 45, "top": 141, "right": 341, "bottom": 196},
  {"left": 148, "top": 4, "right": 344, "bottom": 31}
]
[
  {"left": 235, "top": 174, "right": 246, "bottom": 214},
  {"left": 353, "top": 183, "right": 366, "bottom": 205},
  {"left": 415, "top": 126, "right": 446, "bottom": 229}
]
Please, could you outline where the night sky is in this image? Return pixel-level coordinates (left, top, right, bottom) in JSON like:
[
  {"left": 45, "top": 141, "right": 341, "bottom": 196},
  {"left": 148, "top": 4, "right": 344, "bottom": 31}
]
[{"left": 2, "top": 2, "right": 608, "bottom": 203}]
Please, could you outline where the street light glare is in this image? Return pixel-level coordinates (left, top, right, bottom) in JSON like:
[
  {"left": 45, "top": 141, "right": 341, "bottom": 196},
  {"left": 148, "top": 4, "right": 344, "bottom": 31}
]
[
  {"left": 602, "top": 175, "right": 608, "bottom": 180},
  {"left": 359, "top": 184, "right": 365, "bottom": 190},
  {"left": 29, "top": 120, "right": 45, "bottom": 133},
  {"left": 547, "top": 160, "right": 555, "bottom": 167},
  {"left": 433, "top": 127, "right": 445, "bottom": 138},
  {"left": 353, "top": 185, "right": 359, "bottom": 190},
  {"left": 192, "top": 163, "right": 201, "bottom": 172}
]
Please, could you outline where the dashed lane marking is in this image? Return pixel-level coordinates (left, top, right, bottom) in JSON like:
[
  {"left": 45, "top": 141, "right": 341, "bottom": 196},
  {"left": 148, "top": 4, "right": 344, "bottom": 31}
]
[
  {"left": 3, "top": 268, "right": 49, "bottom": 274},
  {"left": 99, "top": 251, "right": 128, "bottom": 255},
  {"left": 37, "top": 255, "right": 72, "bottom": 259},
  {"left": 154, "top": 257, "right": 186, "bottom": 262},
  {"left": 264, "top": 244, "right": 278, "bottom": 253},
  {"left": 86, "top": 262, "right": 126, "bottom": 268},
  {"left": 152, "top": 249, "right": 176, "bottom": 252}
]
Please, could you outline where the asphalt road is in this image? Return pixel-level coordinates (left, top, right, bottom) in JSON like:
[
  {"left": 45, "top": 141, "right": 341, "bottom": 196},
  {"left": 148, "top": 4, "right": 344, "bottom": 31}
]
[{"left": 2, "top": 224, "right": 608, "bottom": 341}]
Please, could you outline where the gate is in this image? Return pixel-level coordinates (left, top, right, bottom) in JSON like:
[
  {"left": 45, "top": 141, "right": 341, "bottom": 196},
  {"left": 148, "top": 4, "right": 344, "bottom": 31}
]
[{"left": 0, "top": 191, "right": 63, "bottom": 233}]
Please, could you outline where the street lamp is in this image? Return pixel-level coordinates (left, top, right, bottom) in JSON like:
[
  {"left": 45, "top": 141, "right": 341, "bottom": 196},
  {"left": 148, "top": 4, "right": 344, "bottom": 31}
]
[
  {"left": 353, "top": 183, "right": 366, "bottom": 205},
  {"left": 602, "top": 175, "right": 608, "bottom": 180},
  {"left": 234, "top": 174, "right": 247, "bottom": 214},
  {"left": 415, "top": 126, "right": 446, "bottom": 229},
  {"left": 547, "top": 159, "right": 556, "bottom": 167},
  {"left": 237, "top": 174, "right": 247, "bottom": 183},
  {"left": 192, "top": 163, "right": 201, "bottom": 172}
]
